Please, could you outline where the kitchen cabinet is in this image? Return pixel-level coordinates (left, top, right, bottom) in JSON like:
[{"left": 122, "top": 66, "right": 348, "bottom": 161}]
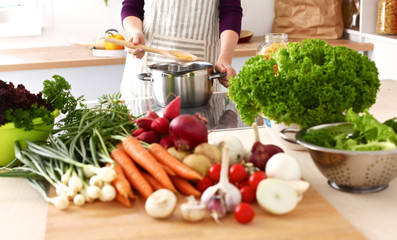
[{"left": 343, "top": 0, "right": 397, "bottom": 80}]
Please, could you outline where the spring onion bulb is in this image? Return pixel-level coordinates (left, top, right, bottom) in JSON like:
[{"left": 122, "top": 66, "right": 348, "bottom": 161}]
[
  {"left": 87, "top": 185, "right": 102, "bottom": 200},
  {"left": 99, "top": 184, "right": 116, "bottom": 202},
  {"left": 91, "top": 166, "right": 117, "bottom": 183},
  {"left": 49, "top": 194, "right": 70, "bottom": 210},
  {"left": 89, "top": 175, "right": 104, "bottom": 188},
  {"left": 68, "top": 172, "right": 83, "bottom": 193},
  {"left": 73, "top": 193, "right": 86, "bottom": 206}
]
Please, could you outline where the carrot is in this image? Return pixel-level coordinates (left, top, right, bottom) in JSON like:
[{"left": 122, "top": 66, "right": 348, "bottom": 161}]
[
  {"left": 108, "top": 163, "right": 135, "bottom": 199},
  {"left": 160, "top": 163, "right": 176, "bottom": 176},
  {"left": 122, "top": 136, "right": 177, "bottom": 193},
  {"left": 110, "top": 147, "right": 153, "bottom": 199},
  {"left": 115, "top": 192, "right": 132, "bottom": 208},
  {"left": 170, "top": 176, "right": 201, "bottom": 197},
  {"left": 141, "top": 171, "right": 165, "bottom": 191},
  {"left": 147, "top": 143, "right": 202, "bottom": 180}
]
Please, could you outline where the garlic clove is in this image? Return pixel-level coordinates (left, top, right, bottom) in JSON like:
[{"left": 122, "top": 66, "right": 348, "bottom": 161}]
[{"left": 180, "top": 196, "right": 207, "bottom": 222}]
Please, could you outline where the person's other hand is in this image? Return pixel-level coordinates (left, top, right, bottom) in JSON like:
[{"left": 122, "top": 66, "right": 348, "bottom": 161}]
[
  {"left": 125, "top": 31, "right": 146, "bottom": 59},
  {"left": 215, "top": 60, "right": 236, "bottom": 88}
]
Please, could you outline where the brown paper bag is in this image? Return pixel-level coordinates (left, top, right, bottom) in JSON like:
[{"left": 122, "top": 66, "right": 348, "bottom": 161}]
[{"left": 272, "top": 0, "right": 344, "bottom": 39}]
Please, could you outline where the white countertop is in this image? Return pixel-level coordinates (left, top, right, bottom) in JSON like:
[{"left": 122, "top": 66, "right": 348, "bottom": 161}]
[{"left": 1, "top": 79, "right": 396, "bottom": 240}]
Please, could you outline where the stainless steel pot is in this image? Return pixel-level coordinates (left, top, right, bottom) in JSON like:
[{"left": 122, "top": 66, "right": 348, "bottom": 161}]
[{"left": 138, "top": 62, "right": 226, "bottom": 108}]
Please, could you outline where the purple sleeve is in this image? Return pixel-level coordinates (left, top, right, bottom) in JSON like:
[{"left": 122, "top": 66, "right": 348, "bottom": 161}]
[
  {"left": 219, "top": 0, "right": 243, "bottom": 36},
  {"left": 121, "top": 0, "right": 145, "bottom": 22}
]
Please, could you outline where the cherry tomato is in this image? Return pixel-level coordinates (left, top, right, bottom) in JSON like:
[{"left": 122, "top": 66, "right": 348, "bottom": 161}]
[
  {"left": 240, "top": 186, "right": 256, "bottom": 203},
  {"left": 236, "top": 179, "right": 250, "bottom": 189},
  {"left": 196, "top": 177, "right": 214, "bottom": 193},
  {"left": 229, "top": 163, "right": 248, "bottom": 183},
  {"left": 208, "top": 163, "right": 221, "bottom": 182},
  {"left": 234, "top": 202, "right": 255, "bottom": 224},
  {"left": 248, "top": 171, "right": 267, "bottom": 190}
]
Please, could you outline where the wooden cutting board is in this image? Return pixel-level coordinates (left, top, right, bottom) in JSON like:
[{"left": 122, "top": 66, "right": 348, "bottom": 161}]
[{"left": 45, "top": 186, "right": 364, "bottom": 240}]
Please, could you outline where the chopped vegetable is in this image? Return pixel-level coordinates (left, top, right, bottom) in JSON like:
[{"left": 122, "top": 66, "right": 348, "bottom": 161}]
[
  {"left": 229, "top": 39, "right": 380, "bottom": 128},
  {"left": 256, "top": 178, "right": 299, "bottom": 215}
]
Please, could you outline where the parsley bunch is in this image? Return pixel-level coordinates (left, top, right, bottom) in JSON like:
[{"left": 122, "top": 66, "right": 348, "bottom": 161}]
[{"left": 229, "top": 39, "right": 380, "bottom": 128}]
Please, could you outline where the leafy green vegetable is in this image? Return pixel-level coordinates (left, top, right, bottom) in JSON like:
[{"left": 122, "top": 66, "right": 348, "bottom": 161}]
[
  {"left": 2, "top": 75, "right": 81, "bottom": 131},
  {"left": 303, "top": 109, "right": 397, "bottom": 151},
  {"left": 229, "top": 39, "right": 380, "bottom": 128}
]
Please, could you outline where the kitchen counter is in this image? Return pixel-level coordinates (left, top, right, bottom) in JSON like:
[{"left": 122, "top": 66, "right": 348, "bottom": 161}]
[
  {"left": 0, "top": 37, "right": 374, "bottom": 72},
  {"left": 1, "top": 80, "right": 395, "bottom": 240}
]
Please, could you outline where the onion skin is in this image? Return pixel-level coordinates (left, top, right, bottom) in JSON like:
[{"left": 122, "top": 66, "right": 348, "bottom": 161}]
[{"left": 169, "top": 114, "right": 208, "bottom": 151}]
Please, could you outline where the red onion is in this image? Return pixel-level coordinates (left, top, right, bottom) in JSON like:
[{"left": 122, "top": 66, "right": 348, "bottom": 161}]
[{"left": 168, "top": 114, "right": 208, "bottom": 151}]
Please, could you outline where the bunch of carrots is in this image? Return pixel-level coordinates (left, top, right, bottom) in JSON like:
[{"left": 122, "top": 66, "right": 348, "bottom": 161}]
[{"left": 109, "top": 136, "right": 202, "bottom": 207}]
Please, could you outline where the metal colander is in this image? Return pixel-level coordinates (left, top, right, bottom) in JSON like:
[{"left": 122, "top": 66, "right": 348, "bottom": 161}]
[{"left": 284, "top": 122, "right": 397, "bottom": 193}]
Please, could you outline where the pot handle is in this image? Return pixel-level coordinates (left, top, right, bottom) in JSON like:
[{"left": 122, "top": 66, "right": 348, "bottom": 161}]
[
  {"left": 137, "top": 73, "right": 152, "bottom": 81},
  {"left": 209, "top": 71, "right": 227, "bottom": 80},
  {"left": 280, "top": 128, "right": 300, "bottom": 145}
]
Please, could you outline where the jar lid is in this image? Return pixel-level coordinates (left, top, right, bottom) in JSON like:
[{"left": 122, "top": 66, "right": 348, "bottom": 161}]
[{"left": 264, "top": 33, "right": 288, "bottom": 42}]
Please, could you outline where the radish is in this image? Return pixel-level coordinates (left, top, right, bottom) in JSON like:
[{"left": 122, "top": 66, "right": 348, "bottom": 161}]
[
  {"left": 256, "top": 178, "right": 299, "bottom": 215},
  {"left": 159, "top": 135, "right": 174, "bottom": 149},
  {"left": 163, "top": 96, "right": 181, "bottom": 121},
  {"left": 146, "top": 107, "right": 160, "bottom": 119},
  {"left": 136, "top": 130, "right": 160, "bottom": 144},
  {"left": 135, "top": 117, "right": 153, "bottom": 130},
  {"left": 132, "top": 128, "right": 146, "bottom": 137},
  {"left": 151, "top": 117, "right": 170, "bottom": 135}
]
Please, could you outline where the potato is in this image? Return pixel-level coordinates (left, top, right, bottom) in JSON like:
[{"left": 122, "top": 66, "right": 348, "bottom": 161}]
[
  {"left": 193, "top": 143, "right": 222, "bottom": 164},
  {"left": 182, "top": 154, "right": 212, "bottom": 177},
  {"left": 167, "top": 147, "right": 191, "bottom": 162}
]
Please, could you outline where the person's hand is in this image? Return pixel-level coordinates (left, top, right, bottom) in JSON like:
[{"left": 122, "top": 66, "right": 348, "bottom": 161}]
[
  {"left": 125, "top": 31, "right": 146, "bottom": 59},
  {"left": 215, "top": 60, "right": 236, "bottom": 88}
]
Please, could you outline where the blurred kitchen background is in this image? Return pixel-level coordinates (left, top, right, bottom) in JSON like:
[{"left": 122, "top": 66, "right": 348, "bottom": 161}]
[
  {"left": 0, "top": 0, "right": 272, "bottom": 101},
  {"left": 1, "top": 0, "right": 396, "bottom": 102}
]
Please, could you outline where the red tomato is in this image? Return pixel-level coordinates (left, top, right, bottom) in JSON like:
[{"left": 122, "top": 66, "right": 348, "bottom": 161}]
[
  {"left": 196, "top": 177, "right": 214, "bottom": 193},
  {"left": 240, "top": 186, "right": 256, "bottom": 203},
  {"left": 208, "top": 163, "right": 221, "bottom": 182},
  {"left": 236, "top": 179, "right": 250, "bottom": 189},
  {"left": 229, "top": 164, "right": 248, "bottom": 183},
  {"left": 234, "top": 203, "right": 255, "bottom": 224},
  {"left": 248, "top": 171, "right": 267, "bottom": 190}
]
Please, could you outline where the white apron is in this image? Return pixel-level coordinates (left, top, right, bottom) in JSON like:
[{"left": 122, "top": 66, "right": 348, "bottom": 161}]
[{"left": 121, "top": 0, "right": 221, "bottom": 115}]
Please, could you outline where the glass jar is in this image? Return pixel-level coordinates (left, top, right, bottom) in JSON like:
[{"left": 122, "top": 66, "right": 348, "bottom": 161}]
[
  {"left": 256, "top": 33, "right": 288, "bottom": 60},
  {"left": 377, "top": 0, "right": 397, "bottom": 34}
]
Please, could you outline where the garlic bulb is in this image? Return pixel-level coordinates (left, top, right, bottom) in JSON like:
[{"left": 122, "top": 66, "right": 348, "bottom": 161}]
[{"left": 201, "top": 147, "right": 241, "bottom": 221}]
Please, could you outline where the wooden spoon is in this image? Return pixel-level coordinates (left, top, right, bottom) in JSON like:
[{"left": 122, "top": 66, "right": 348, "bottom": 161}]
[{"left": 104, "top": 37, "right": 198, "bottom": 62}]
